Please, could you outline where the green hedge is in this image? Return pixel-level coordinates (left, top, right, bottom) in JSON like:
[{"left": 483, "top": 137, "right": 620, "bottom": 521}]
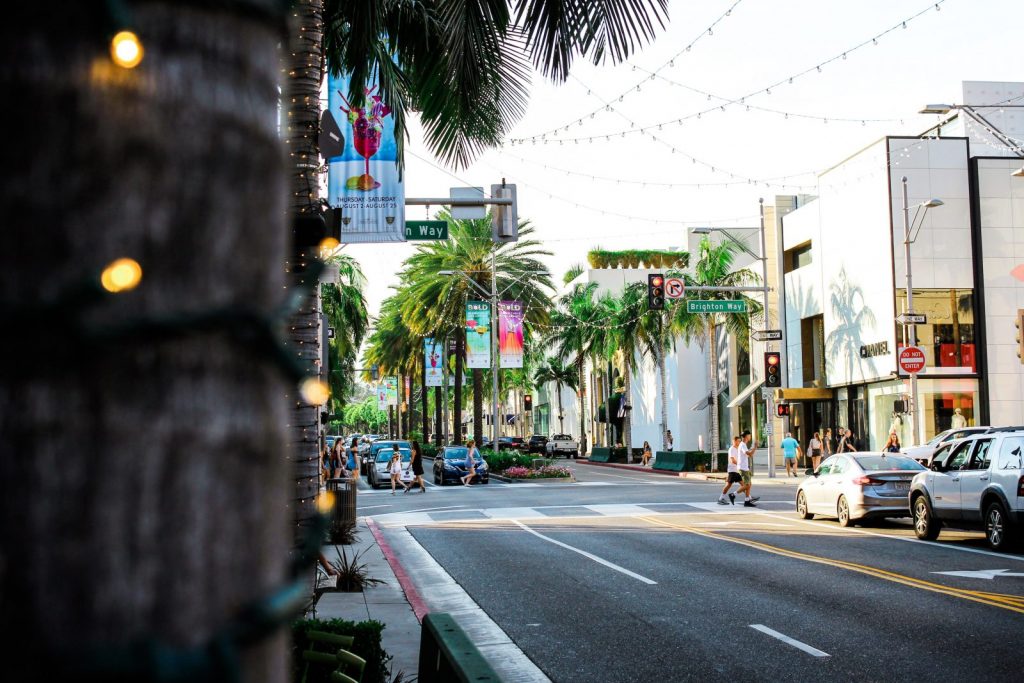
[
  {"left": 483, "top": 449, "right": 534, "bottom": 472},
  {"left": 421, "top": 443, "right": 439, "bottom": 459},
  {"left": 291, "top": 618, "right": 389, "bottom": 683}
]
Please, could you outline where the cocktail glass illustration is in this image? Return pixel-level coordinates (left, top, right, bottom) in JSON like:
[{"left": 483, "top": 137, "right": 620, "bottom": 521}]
[{"left": 338, "top": 86, "right": 390, "bottom": 191}]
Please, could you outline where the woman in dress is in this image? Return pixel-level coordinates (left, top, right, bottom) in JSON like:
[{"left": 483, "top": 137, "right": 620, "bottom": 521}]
[
  {"left": 408, "top": 440, "right": 426, "bottom": 493},
  {"left": 387, "top": 445, "right": 403, "bottom": 494},
  {"left": 883, "top": 432, "right": 901, "bottom": 453},
  {"left": 347, "top": 437, "right": 360, "bottom": 480},
  {"left": 640, "top": 441, "right": 653, "bottom": 467},
  {"left": 462, "top": 439, "right": 478, "bottom": 486},
  {"left": 329, "top": 439, "right": 345, "bottom": 479}
]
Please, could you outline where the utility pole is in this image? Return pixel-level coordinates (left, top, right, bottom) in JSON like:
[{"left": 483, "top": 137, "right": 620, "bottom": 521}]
[
  {"left": 759, "top": 199, "right": 775, "bottom": 478},
  {"left": 491, "top": 247, "right": 500, "bottom": 450},
  {"left": 901, "top": 177, "right": 919, "bottom": 444}
]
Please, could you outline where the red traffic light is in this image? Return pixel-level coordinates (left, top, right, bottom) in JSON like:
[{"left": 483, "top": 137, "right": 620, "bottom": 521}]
[
  {"left": 767, "top": 354, "right": 779, "bottom": 366},
  {"left": 651, "top": 276, "right": 663, "bottom": 287}
]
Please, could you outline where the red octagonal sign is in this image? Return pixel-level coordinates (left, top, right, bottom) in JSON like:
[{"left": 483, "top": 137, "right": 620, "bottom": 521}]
[{"left": 898, "top": 346, "right": 926, "bottom": 375}]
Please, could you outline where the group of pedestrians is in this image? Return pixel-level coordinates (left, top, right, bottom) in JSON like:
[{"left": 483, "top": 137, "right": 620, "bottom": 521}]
[
  {"left": 387, "top": 440, "right": 428, "bottom": 494},
  {"left": 718, "top": 430, "right": 760, "bottom": 507},
  {"left": 777, "top": 427, "right": 870, "bottom": 477}
]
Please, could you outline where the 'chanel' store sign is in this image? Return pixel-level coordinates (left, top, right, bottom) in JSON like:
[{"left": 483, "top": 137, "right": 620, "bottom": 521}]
[{"left": 859, "top": 341, "right": 889, "bottom": 358}]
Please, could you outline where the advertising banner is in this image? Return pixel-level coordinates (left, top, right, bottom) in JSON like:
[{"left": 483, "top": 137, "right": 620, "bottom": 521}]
[
  {"left": 377, "top": 384, "right": 387, "bottom": 410},
  {"left": 465, "top": 301, "right": 491, "bottom": 369},
  {"left": 326, "top": 72, "right": 404, "bottom": 242},
  {"left": 425, "top": 338, "right": 444, "bottom": 387},
  {"left": 385, "top": 377, "right": 399, "bottom": 406},
  {"left": 498, "top": 300, "right": 525, "bottom": 368}
]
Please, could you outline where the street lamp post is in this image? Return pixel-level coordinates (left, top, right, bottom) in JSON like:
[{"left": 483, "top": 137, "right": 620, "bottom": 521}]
[{"left": 900, "top": 177, "right": 944, "bottom": 444}]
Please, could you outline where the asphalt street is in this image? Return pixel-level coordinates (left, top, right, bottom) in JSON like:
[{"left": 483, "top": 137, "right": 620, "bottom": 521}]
[{"left": 359, "top": 460, "right": 1024, "bottom": 682}]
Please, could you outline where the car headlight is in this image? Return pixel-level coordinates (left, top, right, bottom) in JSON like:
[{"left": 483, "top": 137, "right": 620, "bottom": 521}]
[{"left": 443, "top": 462, "right": 459, "bottom": 471}]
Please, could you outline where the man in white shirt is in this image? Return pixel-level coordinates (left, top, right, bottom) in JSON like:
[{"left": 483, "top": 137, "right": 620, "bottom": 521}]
[
  {"left": 738, "top": 430, "right": 760, "bottom": 507},
  {"left": 718, "top": 436, "right": 743, "bottom": 505}
]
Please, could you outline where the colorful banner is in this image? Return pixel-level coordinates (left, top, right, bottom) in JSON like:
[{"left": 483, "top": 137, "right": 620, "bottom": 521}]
[
  {"left": 326, "top": 72, "right": 404, "bottom": 242},
  {"left": 465, "top": 301, "right": 491, "bottom": 369},
  {"left": 377, "top": 384, "right": 387, "bottom": 410},
  {"left": 385, "top": 377, "right": 399, "bottom": 406},
  {"left": 425, "top": 338, "right": 444, "bottom": 387},
  {"left": 498, "top": 300, "right": 525, "bottom": 368}
]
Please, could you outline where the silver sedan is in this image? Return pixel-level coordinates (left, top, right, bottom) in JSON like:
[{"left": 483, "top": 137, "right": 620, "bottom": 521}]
[{"left": 795, "top": 453, "right": 926, "bottom": 526}]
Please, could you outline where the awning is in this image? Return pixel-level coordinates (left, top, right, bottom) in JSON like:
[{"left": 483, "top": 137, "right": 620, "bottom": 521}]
[
  {"left": 773, "top": 387, "right": 834, "bottom": 401},
  {"left": 690, "top": 395, "right": 712, "bottom": 411},
  {"left": 727, "top": 378, "right": 765, "bottom": 409}
]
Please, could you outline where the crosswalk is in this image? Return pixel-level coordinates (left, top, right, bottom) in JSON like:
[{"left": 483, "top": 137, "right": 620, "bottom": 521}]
[
  {"left": 368, "top": 500, "right": 794, "bottom": 528},
  {"left": 357, "top": 480, "right": 683, "bottom": 495}
]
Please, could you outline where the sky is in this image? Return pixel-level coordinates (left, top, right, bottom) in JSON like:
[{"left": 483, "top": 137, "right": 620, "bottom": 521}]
[{"left": 337, "top": 0, "right": 1023, "bottom": 326}]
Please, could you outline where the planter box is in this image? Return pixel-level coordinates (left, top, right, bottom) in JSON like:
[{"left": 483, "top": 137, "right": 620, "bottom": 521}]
[{"left": 491, "top": 473, "right": 575, "bottom": 484}]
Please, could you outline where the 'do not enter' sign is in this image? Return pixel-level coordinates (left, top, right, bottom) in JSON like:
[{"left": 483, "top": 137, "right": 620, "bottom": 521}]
[{"left": 898, "top": 346, "right": 926, "bottom": 374}]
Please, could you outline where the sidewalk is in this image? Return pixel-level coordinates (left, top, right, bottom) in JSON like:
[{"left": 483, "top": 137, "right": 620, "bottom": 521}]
[
  {"left": 315, "top": 517, "right": 422, "bottom": 681},
  {"left": 579, "top": 458, "right": 804, "bottom": 486}
]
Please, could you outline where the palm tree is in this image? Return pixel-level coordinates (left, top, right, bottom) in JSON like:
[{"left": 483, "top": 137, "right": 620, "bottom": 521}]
[
  {"left": 534, "top": 356, "right": 578, "bottom": 434},
  {"left": 399, "top": 213, "right": 554, "bottom": 445},
  {"left": 603, "top": 283, "right": 650, "bottom": 461},
  {"left": 672, "top": 237, "right": 762, "bottom": 463},
  {"left": 321, "top": 254, "right": 369, "bottom": 415},
  {"left": 638, "top": 309, "right": 673, "bottom": 452}
]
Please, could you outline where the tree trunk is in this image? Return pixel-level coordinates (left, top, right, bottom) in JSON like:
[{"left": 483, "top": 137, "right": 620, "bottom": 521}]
[
  {"left": 453, "top": 331, "right": 464, "bottom": 444},
  {"left": 434, "top": 386, "right": 443, "bottom": 446},
  {"left": 0, "top": 2, "right": 290, "bottom": 680},
  {"left": 472, "top": 369, "right": 484, "bottom": 446},
  {"left": 659, "top": 345, "right": 670, "bottom": 452},
  {"left": 556, "top": 382, "right": 565, "bottom": 434},
  {"left": 421, "top": 361, "right": 429, "bottom": 443},
  {"left": 623, "top": 359, "right": 633, "bottom": 461},
  {"left": 577, "top": 357, "right": 588, "bottom": 455},
  {"left": 708, "top": 319, "right": 719, "bottom": 469}
]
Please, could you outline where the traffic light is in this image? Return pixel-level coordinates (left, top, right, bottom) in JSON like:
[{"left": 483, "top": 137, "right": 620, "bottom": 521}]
[
  {"left": 764, "top": 351, "right": 782, "bottom": 388},
  {"left": 371, "top": 365, "right": 379, "bottom": 381},
  {"left": 1017, "top": 310, "right": 1024, "bottom": 364},
  {"left": 648, "top": 274, "right": 665, "bottom": 310},
  {"left": 776, "top": 403, "right": 791, "bottom": 417},
  {"left": 524, "top": 394, "right": 533, "bottom": 411}
]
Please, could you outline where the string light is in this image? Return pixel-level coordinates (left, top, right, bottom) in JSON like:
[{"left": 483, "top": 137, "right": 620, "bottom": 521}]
[
  {"left": 110, "top": 30, "right": 143, "bottom": 69},
  {"left": 100, "top": 258, "right": 143, "bottom": 293}
]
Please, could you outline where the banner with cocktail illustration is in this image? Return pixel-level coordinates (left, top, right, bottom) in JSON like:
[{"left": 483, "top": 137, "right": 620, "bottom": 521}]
[
  {"left": 424, "top": 337, "right": 444, "bottom": 387},
  {"left": 498, "top": 300, "right": 524, "bottom": 368},
  {"left": 377, "top": 384, "right": 387, "bottom": 410},
  {"left": 326, "top": 71, "right": 404, "bottom": 243},
  {"left": 384, "top": 377, "right": 399, "bottom": 406},
  {"left": 465, "top": 301, "right": 491, "bottom": 369}
]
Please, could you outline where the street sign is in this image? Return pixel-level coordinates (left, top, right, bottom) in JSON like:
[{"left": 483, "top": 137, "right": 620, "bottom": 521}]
[
  {"left": 896, "top": 312, "right": 927, "bottom": 325},
  {"left": 405, "top": 220, "right": 448, "bottom": 240},
  {"left": 753, "top": 329, "right": 783, "bottom": 342},
  {"left": 686, "top": 299, "right": 747, "bottom": 314},
  {"left": 760, "top": 387, "right": 773, "bottom": 399},
  {"left": 665, "top": 277, "right": 685, "bottom": 299},
  {"left": 898, "top": 346, "right": 926, "bottom": 375}
]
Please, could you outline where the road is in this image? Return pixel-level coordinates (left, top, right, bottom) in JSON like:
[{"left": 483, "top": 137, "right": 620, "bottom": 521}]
[{"left": 358, "top": 460, "right": 1024, "bottom": 682}]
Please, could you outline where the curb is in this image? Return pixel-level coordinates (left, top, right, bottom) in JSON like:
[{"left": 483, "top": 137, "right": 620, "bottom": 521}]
[
  {"left": 577, "top": 460, "right": 682, "bottom": 477},
  {"left": 365, "top": 517, "right": 429, "bottom": 624},
  {"left": 490, "top": 474, "right": 576, "bottom": 484},
  {"left": 577, "top": 459, "right": 801, "bottom": 485}
]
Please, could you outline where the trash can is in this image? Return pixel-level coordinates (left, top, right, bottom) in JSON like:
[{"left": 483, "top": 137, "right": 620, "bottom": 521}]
[{"left": 327, "top": 477, "right": 356, "bottom": 542}]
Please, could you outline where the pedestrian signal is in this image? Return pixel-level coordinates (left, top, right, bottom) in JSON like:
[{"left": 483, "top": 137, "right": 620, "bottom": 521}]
[
  {"left": 524, "top": 394, "right": 533, "bottom": 411},
  {"left": 648, "top": 274, "right": 665, "bottom": 310},
  {"left": 764, "top": 352, "right": 781, "bottom": 388},
  {"left": 776, "top": 403, "right": 791, "bottom": 417}
]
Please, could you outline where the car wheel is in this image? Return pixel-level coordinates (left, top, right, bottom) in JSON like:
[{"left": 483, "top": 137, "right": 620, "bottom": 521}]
[
  {"left": 573, "top": 451, "right": 579, "bottom": 459},
  {"left": 796, "top": 491, "right": 813, "bottom": 519},
  {"left": 913, "top": 495, "right": 940, "bottom": 541},
  {"left": 837, "top": 495, "right": 852, "bottom": 527},
  {"left": 985, "top": 501, "right": 1013, "bottom": 551}
]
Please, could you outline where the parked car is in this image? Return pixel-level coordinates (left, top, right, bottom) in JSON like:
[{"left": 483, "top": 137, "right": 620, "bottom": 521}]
[
  {"left": 795, "top": 452, "right": 926, "bottom": 526},
  {"left": 497, "top": 436, "right": 527, "bottom": 451},
  {"left": 546, "top": 434, "right": 579, "bottom": 458},
  {"left": 366, "top": 441, "right": 412, "bottom": 489},
  {"left": 432, "top": 446, "right": 489, "bottom": 486},
  {"left": 902, "top": 426, "right": 991, "bottom": 464},
  {"left": 909, "top": 427, "right": 1024, "bottom": 550},
  {"left": 528, "top": 435, "right": 548, "bottom": 454}
]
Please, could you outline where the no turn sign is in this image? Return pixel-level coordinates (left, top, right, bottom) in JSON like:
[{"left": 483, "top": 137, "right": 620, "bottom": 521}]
[
  {"left": 898, "top": 346, "right": 926, "bottom": 375},
  {"left": 665, "top": 277, "right": 685, "bottom": 299}
]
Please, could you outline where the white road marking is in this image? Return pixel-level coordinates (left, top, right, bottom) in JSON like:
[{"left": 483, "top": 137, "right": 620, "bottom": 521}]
[
  {"left": 386, "top": 526, "right": 552, "bottom": 682},
  {"left": 761, "top": 513, "right": 1024, "bottom": 563},
  {"left": 584, "top": 504, "right": 656, "bottom": 516},
  {"left": 749, "top": 624, "right": 830, "bottom": 657},
  {"left": 933, "top": 569, "right": 1024, "bottom": 580},
  {"left": 402, "top": 505, "right": 467, "bottom": 514},
  {"left": 356, "top": 504, "right": 394, "bottom": 510},
  {"left": 513, "top": 521, "right": 657, "bottom": 585},
  {"left": 484, "top": 507, "right": 549, "bottom": 520}
]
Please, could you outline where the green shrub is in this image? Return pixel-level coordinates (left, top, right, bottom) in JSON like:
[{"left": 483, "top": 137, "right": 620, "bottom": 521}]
[
  {"left": 292, "top": 618, "right": 389, "bottom": 683},
  {"left": 421, "top": 443, "right": 438, "bottom": 459},
  {"left": 483, "top": 449, "right": 535, "bottom": 472}
]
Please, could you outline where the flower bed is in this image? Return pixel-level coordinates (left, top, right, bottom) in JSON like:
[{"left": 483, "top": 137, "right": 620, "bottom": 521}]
[{"left": 502, "top": 465, "right": 574, "bottom": 479}]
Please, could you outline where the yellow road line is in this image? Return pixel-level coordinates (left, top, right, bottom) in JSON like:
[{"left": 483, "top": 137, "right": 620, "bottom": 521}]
[{"left": 639, "top": 516, "right": 1024, "bottom": 615}]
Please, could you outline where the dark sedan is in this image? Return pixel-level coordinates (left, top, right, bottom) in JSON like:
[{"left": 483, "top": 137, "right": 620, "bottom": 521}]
[
  {"left": 497, "top": 436, "right": 527, "bottom": 451},
  {"left": 432, "top": 446, "right": 489, "bottom": 486}
]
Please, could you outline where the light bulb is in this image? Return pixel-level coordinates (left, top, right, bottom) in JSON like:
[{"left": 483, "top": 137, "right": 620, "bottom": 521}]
[
  {"left": 300, "top": 378, "right": 330, "bottom": 405},
  {"left": 110, "top": 31, "right": 143, "bottom": 69},
  {"left": 100, "top": 258, "right": 143, "bottom": 293}
]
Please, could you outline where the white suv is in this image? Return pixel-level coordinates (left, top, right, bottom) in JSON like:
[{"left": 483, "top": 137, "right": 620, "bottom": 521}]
[{"left": 909, "top": 428, "right": 1024, "bottom": 551}]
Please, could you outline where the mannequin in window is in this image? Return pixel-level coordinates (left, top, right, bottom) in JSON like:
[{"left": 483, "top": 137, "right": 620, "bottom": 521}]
[{"left": 951, "top": 408, "right": 967, "bottom": 429}]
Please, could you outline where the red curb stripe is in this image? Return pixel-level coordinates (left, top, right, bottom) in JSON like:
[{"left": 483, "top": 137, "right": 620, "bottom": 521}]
[{"left": 365, "top": 517, "right": 429, "bottom": 623}]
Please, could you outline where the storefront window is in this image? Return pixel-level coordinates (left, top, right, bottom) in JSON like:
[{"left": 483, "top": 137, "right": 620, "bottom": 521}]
[
  {"left": 868, "top": 381, "right": 913, "bottom": 450},
  {"left": 918, "top": 378, "right": 979, "bottom": 439},
  {"left": 896, "top": 289, "right": 976, "bottom": 373}
]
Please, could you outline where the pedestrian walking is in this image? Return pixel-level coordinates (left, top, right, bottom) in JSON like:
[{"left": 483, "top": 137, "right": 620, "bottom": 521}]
[
  {"left": 823, "top": 428, "right": 834, "bottom": 458},
  {"left": 461, "top": 439, "right": 479, "bottom": 486},
  {"left": 738, "top": 430, "right": 759, "bottom": 506},
  {"left": 329, "top": 440, "right": 345, "bottom": 479},
  {"left": 409, "top": 440, "right": 426, "bottom": 492},
  {"left": 666, "top": 430, "right": 674, "bottom": 451},
  {"left": 781, "top": 432, "right": 802, "bottom": 476},
  {"left": 807, "top": 431, "right": 823, "bottom": 472},
  {"left": 387, "top": 444, "right": 404, "bottom": 494},
  {"left": 842, "top": 429, "right": 859, "bottom": 452},
  {"left": 320, "top": 442, "right": 330, "bottom": 486},
  {"left": 718, "top": 435, "right": 743, "bottom": 505},
  {"left": 641, "top": 441, "right": 653, "bottom": 467},
  {"left": 347, "top": 437, "right": 360, "bottom": 480},
  {"left": 836, "top": 428, "right": 848, "bottom": 455},
  {"left": 883, "top": 432, "right": 901, "bottom": 453}
]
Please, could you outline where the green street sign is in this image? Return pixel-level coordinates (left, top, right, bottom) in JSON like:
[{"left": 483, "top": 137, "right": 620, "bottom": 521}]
[
  {"left": 405, "top": 220, "right": 448, "bottom": 240},
  {"left": 686, "top": 299, "right": 748, "bottom": 314}
]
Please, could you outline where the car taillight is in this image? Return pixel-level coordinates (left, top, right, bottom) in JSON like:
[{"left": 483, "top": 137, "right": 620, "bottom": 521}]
[{"left": 852, "top": 476, "right": 877, "bottom": 486}]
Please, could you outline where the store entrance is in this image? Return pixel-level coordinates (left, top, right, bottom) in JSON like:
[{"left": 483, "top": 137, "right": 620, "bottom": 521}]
[{"left": 790, "top": 401, "right": 834, "bottom": 456}]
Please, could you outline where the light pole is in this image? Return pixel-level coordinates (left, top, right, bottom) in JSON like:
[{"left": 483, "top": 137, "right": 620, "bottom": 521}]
[
  {"left": 692, "top": 201, "right": 774, "bottom": 476},
  {"left": 900, "top": 177, "right": 944, "bottom": 444}
]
